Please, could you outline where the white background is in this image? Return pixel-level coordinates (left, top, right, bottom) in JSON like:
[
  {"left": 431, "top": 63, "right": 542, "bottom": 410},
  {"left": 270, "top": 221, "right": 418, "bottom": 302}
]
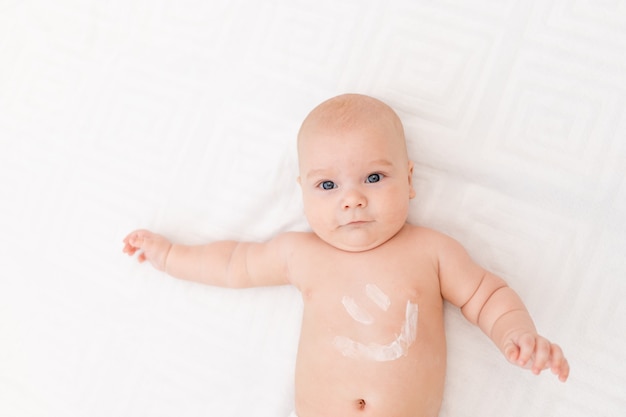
[{"left": 1, "top": 1, "right": 625, "bottom": 416}]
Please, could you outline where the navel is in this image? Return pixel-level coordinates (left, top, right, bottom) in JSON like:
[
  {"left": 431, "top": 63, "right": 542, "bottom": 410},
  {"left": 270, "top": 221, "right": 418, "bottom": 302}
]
[{"left": 356, "top": 398, "right": 366, "bottom": 410}]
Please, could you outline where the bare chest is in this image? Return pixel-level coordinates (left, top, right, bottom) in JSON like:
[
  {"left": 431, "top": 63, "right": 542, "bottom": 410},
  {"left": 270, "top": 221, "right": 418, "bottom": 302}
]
[
  {"left": 296, "top": 244, "right": 441, "bottom": 351},
  {"left": 292, "top": 241, "right": 447, "bottom": 417}
]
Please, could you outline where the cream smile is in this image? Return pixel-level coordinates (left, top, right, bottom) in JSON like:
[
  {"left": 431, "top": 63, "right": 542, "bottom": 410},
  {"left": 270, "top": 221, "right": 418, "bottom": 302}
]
[
  {"left": 334, "top": 300, "right": 419, "bottom": 362},
  {"left": 342, "top": 296, "right": 375, "bottom": 325}
]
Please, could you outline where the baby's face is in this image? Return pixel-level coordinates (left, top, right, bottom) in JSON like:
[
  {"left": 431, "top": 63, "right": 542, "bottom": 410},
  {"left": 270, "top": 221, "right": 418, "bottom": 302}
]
[{"left": 298, "top": 119, "right": 415, "bottom": 252}]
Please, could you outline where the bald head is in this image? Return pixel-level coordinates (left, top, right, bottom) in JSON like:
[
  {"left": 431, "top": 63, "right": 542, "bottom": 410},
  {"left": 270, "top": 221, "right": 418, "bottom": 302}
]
[{"left": 297, "top": 94, "right": 406, "bottom": 157}]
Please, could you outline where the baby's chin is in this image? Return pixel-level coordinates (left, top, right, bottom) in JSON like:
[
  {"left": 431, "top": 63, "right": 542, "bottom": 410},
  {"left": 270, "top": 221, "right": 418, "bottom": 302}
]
[
  {"left": 317, "top": 230, "right": 395, "bottom": 253},
  {"left": 329, "top": 242, "right": 382, "bottom": 253}
]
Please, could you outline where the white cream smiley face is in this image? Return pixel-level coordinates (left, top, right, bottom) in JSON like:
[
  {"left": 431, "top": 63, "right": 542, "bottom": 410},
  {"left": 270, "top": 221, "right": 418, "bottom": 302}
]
[{"left": 334, "top": 285, "right": 419, "bottom": 362}]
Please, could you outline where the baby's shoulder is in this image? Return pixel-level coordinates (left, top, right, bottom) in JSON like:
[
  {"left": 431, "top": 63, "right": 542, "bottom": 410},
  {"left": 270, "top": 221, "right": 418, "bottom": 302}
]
[
  {"left": 269, "top": 230, "right": 320, "bottom": 253},
  {"left": 402, "top": 224, "right": 473, "bottom": 263},
  {"left": 401, "top": 223, "right": 456, "bottom": 245}
]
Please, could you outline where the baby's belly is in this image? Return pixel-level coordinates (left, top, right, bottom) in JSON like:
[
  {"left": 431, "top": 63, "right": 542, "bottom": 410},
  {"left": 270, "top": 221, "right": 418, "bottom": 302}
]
[{"left": 294, "top": 311, "right": 446, "bottom": 417}]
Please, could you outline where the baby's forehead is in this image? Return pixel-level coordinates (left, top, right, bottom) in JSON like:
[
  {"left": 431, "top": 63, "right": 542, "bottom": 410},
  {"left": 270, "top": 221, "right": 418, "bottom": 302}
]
[
  {"left": 297, "top": 94, "right": 407, "bottom": 162},
  {"left": 303, "top": 96, "right": 398, "bottom": 131},
  {"left": 299, "top": 117, "right": 405, "bottom": 152}
]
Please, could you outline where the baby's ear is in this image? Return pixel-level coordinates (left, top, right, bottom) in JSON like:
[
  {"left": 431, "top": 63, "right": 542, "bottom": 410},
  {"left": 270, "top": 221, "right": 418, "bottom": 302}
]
[{"left": 408, "top": 161, "right": 416, "bottom": 199}]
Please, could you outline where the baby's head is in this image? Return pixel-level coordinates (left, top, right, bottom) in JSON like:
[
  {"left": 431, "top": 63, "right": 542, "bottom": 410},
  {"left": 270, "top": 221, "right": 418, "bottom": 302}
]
[{"left": 297, "top": 94, "right": 415, "bottom": 252}]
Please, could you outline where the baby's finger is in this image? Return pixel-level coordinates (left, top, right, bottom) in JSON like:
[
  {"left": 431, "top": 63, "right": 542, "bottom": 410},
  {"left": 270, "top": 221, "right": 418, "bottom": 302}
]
[
  {"left": 123, "top": 230, "right": 140, "bottom": 244},
  {"left": 516, "top": 334, "right": 536, "bottom": 367},
  {"left": 129, "top": 235, "right": 145, "bottom": 249},
  {"left": 558, "top": 358, "right": 570, "bottom": 382},
  {"left": 503, "top": 341, "right": 521, "bottom": 364},
  {"left": 123, "top": 243, "right": 137, "bottom": 255},
  {"left": 549, "top": 344, "right": 570, "bottom": 382},
  {"left": 531, "top": 337, "right": 551, "bottom": 375}
]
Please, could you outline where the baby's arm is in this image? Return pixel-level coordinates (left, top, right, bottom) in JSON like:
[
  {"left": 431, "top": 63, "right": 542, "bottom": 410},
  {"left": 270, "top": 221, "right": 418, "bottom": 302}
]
[
  {"left": 122, "top": 229, "right": 293, "bottom": 288},
  {"left": 437, "top": 235, "right": 569, "bottom": 382}
]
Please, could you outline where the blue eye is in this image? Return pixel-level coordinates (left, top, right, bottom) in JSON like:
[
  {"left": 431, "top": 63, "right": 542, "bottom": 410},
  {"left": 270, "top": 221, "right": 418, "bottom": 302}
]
[
  {"left": 320, "top": 180, "right": 336, "bottom": 190},
  {"left": 366, "top": 173, "right": 383, "bottom": 183}
]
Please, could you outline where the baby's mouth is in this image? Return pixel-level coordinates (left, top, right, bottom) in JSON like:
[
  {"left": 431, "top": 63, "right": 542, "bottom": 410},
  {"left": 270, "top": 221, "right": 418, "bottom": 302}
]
[{"left": 343, "top": 220, "right": 372, "bottom": 227}]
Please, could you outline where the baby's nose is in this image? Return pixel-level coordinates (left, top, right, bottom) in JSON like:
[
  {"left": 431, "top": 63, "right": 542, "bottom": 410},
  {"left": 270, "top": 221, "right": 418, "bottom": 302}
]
[{"left": 342, "top": 188, "right": 367, "bottom": 209}]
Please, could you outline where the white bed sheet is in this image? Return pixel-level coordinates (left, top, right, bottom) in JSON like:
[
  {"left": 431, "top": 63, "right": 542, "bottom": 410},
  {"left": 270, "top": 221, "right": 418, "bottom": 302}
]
[{"left": 1, "top": 1, "right": 625, "bottom": 416}]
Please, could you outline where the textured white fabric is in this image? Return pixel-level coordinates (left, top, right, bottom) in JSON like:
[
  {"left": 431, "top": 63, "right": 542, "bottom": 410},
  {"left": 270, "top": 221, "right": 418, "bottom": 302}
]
[{"left": 1, "top": 1, "right": 625, "bottom": 417}]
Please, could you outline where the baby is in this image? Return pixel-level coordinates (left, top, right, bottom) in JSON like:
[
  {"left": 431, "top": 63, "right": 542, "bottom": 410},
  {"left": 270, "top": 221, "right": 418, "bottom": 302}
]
[{"left": 123, "top": 94, "right": 569, "bottom": 417}]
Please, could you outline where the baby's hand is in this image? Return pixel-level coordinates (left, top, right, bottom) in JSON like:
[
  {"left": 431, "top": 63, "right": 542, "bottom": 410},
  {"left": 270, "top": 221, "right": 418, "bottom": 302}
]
[
  {"left": 503, "top": 332, "right": 570, "bottom": 382},
  {"left": 122, "top": 229, "right": 172, "bottom": 271}
]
